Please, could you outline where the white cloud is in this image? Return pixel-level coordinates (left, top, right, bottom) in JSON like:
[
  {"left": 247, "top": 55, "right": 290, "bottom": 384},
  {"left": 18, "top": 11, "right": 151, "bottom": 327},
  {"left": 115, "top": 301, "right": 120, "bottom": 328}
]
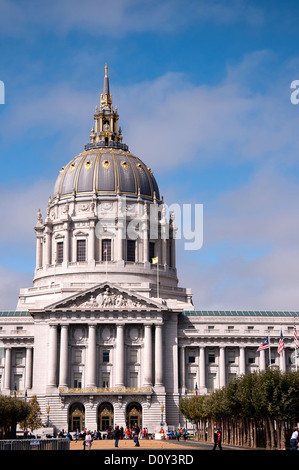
[
  {"left": 177, "top": 166, "right": 299, "bottom": 310},
  {"left": 0, "top": 0, "right": 265, "bottom": 38}
]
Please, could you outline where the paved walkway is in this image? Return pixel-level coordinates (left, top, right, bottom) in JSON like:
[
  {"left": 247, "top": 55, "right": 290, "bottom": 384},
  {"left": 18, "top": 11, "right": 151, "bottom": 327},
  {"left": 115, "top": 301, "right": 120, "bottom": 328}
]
[
  {"left": 70, "top": 438, "right": 191, "bottom": 450},
  {"left": 69, "top": 438, "right": 245, "bottom": 451}
]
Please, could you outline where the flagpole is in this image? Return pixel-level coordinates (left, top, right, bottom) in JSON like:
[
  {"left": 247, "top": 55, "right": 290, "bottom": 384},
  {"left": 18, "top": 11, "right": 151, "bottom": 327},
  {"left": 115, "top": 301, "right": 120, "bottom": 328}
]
[
  {"left": 294, "top": 319, "right": 298, "bottom": 372},
  {"left": 157, "top": 260, "right": 159, "bottom": 299},
  {"left": 268, "top": 332, "right": 271, "bottom": 368}
]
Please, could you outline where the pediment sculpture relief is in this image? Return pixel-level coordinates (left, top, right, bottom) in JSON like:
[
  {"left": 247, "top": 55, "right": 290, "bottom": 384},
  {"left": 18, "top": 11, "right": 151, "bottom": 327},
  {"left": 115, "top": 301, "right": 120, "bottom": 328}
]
[{"left": 68, "top": 287, "right": 147, "bottom": 309}]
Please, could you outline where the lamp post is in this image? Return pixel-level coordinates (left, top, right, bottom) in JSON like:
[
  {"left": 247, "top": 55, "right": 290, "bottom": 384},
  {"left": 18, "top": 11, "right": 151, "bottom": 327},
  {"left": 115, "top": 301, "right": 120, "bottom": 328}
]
[
  {"left": 46, "top": 402, "right": 50, "bottom": 427},
  {"left": 160, "top": 405, "right": 164, "bottom": 427},
  {"left": 23, "top": 390, "right": 27, "bottom": 438}
]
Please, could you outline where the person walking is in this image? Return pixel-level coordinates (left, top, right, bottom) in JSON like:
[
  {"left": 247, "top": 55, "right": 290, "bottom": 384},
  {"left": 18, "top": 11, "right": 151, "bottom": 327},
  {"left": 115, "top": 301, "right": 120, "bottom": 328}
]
[
  {"left": 133, "top": 423, "right": 140, "bottom": 447},
  {"left": 212, "top": 427, "right": 222, "bottom": 450},
  {"left": 114, "top": 425, "right": 121, "bottom": 448},
  {"left": 290, "top": 428, "right": 298, "bottom": 450},
  {"left": 84, "top": 430, "right": 92, "bottom": 450}
]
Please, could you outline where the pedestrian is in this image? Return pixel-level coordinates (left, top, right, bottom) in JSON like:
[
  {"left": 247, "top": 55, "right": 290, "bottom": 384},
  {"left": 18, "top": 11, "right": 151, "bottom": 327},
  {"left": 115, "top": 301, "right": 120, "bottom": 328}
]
[
  {"left": 290, "top": 427, "right": 298, "bottom": 450},
  {"left": 212, "top": 427, "right": 222, "bottom": 450},
  {"left": 84, "top": 430, "right": 92, "bottom": 450},
  {"left": 133, "top": 423, "right": 140, "bottom": 447},
  {"left": 114, "top": 425, "right": 121, "bottom": 448}
]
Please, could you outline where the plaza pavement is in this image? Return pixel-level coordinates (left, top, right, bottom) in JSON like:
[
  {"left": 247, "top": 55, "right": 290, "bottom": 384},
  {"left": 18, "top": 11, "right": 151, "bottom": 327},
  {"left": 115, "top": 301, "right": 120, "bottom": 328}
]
[
  {"left": 69, "top": 437, "right": 245, "bottom": 451},
  {"left": 70, "top": 437, "right": 192, "bottom": 450}
]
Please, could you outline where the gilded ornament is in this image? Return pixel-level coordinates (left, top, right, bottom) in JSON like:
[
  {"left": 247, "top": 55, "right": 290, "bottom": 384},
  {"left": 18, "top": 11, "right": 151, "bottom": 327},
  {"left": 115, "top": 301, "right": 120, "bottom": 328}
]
[
  {"left": 121, "top": 160, "right": 129, "bottom": 171},
  {"left": 102, "top": 159, "right": 111, "bottom": 170},
  {"left": 85, "top": 160, "right": 93, "bottom": 170}
]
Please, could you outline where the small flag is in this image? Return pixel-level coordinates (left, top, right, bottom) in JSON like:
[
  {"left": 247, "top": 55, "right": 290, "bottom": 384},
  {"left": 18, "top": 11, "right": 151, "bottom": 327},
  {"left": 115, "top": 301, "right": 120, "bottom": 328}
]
[
  {"left": 257, "top": 336, "right": 270, "bottom": 351},
  {"left": 152, "top": 256, "right": 158, "bottom": 264},
  {"left": 277, "top": 330, "right": 284, "bottom": 354},
  {"left": 294, "top": 324, "right": 299, "bottom": 350}
]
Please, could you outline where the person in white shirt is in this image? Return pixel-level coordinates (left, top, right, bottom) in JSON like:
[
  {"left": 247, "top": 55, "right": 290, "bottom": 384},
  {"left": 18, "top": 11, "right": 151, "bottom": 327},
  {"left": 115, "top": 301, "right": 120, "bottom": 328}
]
[{"left": 290, "top": 428, "right": 298, "bottom": 450}]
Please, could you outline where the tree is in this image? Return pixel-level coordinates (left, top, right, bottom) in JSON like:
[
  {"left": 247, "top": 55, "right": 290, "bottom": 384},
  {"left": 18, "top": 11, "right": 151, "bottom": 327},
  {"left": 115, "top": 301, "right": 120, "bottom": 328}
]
[
  {"left": 179, "top": 370, "right": 299, "bottom": 449},
  {"left": 0, "top": 395, "right": 31, "bottom": 438},
  {"left": 20, "top": 395, "right": 43, "bottom": 433}
]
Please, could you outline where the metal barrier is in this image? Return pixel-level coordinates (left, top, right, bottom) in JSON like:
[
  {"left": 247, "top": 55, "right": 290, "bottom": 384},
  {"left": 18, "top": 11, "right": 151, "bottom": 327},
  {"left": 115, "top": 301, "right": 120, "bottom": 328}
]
[{"left": 0, "top": 438, "right": 70, "bottom": 450}]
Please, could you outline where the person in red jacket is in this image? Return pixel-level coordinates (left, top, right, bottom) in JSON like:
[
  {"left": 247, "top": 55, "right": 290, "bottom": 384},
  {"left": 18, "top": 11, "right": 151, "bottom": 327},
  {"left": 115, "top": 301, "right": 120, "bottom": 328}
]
[{"left": 212, "top": 427, "right": 222, "bottom": 450}]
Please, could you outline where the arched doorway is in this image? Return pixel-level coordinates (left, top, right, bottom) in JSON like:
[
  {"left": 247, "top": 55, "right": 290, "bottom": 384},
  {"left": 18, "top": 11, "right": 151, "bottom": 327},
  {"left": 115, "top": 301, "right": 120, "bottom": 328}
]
[
  {"left": 98, "top": 402, "right": 114, "bottom": 431},
  {"left": 126, "top": 402, "right": 142, "bottom": 429},
  {"left": 68, "top": 402, "right": 85, "bottom": 432}
]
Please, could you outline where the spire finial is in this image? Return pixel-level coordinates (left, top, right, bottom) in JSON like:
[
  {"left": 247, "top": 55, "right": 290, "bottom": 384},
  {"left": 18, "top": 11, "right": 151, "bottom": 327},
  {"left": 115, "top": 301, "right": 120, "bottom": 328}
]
[{"left": 105, "top": 63, "right": 108, "bottom": 78}]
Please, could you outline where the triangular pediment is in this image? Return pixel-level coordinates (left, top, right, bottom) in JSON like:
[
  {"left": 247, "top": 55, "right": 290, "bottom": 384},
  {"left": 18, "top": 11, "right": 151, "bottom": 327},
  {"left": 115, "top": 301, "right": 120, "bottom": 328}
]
[{"left": 44, "top": 282, "right": 167, "bottom": 311}]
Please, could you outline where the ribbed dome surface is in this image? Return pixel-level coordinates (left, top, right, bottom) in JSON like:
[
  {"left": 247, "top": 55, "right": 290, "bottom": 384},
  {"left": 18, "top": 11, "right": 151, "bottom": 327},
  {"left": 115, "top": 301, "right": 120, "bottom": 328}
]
[{"left": 52, "top": 148, "right": 160, "bottom": 201}]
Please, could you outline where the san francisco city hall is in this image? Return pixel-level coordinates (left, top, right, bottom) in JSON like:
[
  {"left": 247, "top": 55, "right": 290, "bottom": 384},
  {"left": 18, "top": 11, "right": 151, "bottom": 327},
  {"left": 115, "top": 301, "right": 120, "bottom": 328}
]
[{"left": 0, "top": 66, "right": 298, "bottom": 434}]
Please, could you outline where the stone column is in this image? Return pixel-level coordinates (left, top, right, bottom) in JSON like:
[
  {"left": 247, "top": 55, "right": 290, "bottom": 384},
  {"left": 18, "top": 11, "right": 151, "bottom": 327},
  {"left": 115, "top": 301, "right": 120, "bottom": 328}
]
[
  {"left": 63, "top": 223, "right": 70, "bottom": 265},
  {"left": 45, "top": 227, "right": 52, "bottom": 265},
  {"left": 180, "top": 346, "right": 186, "bottom": 391},
  {"left": 35, "top": 233, "right": 43, "bottom": 269},
  {"left": 259, "top": 349, "right": 266, "bottom": 371},
  {"left": 143, "top": 325, "right": 153, "bottom": 386},
  {"left": 25, "top": 347, "right": 33, "bottom": 390},
  {"left": 115, "top": 325, "right": 125, "bottom": 387},
  {"left": 4, "top": 348, "right": 11, "bottom": 390},
  {"left": 155, "top": 325, "right": 163, "bottom": 386},
  {"left": 87, "top": 325, "right": 97, "bottom": 387},
  {"left": 199, "top": 347, "right": 206, "bottom": 390},
  {"left": 239, "top": 346, "right": 246, "bottom": 375},
  {"left": 219, "top": 346, "right": 226, "bottom": 388},
  {"left": 59, "top": 325, "right": 69, "bottom": 387},
  {"left": 279, "top": 349, "right": 286, "bottom": 372},
  {"left": 48, "top": 325, "right": 58, "bottom": 387},
  {"left": 88, "top": 221, "right": 95, "bottom": 262}
]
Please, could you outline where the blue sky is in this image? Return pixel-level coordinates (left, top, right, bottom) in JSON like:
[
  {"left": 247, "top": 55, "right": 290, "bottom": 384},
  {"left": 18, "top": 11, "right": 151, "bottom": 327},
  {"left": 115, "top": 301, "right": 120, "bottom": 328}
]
[{"left": 1, "top": 0, "right": 299, "bottom": 310}]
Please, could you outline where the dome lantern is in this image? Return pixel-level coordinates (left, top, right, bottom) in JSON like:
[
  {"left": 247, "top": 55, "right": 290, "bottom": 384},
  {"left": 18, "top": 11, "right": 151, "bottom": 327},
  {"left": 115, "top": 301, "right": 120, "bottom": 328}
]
[{"left": 85, "top": 63, "right": 128, "bottom": 152}]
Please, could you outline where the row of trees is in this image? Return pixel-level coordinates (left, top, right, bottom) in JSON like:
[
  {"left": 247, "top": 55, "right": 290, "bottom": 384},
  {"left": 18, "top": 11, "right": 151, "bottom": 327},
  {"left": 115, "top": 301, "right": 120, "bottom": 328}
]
[
  {"left": 0, "top": 395, "right": 42, "bottom": 439},
  {"left": 179, "top": 368, "right": 299, "bottom": 449}
]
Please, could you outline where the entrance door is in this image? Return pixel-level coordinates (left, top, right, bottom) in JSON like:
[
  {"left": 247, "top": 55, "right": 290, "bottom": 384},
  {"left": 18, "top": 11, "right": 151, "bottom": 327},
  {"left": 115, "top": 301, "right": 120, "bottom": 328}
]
[
  {"left": 69, "top": 403, "right": 85, "bottom": 432},
  {"left": 98, "top": 403, "right": 114, "bottom": 431},
  {"left": 126, "top": 402, "right": 142, "bottom": 429}
]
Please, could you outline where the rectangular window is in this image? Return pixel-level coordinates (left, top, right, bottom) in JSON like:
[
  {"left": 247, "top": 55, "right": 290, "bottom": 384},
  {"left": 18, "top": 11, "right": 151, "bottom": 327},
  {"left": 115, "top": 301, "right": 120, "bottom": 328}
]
[
  {"left": 14, "top": 374, "right": 22, "bottom": 391},
  {"left": 57, "top": 241, "right": 64, "bottom": 264},
  {"left": 207, "top": 373, "right": 216, "bottom": 391},
  {"left": 102, "top": 239, "right": 111, "bottom": 261},
  {"left": 102, "top": 373, "right": 110, "bottom": 388},
  {"left": 129, "top": 372, "right": 138, "bottom": 388},
  {"left": 74, "top": 349, "right": 82, "bottom": 364},
  {"left": 74, "top": 373, "right": 82, "bottom": 389},
  {"left": 228, "top": 373, "right": 237, "bottom": 384},
  {"left": 103, "top": 350, "right": 110, "bottom": 363},
  {"left": 126, "top": 240, "right": 136, "bottom": 262},
  {"left": 208, "top": 352, "right": 215, "bottom": 363},
  {"left": 188, "top": 373, "right": 196, "bottom": 390},
  {"left": 248, "top": 351, "right": 255, "bottom": 364},
  {"left": 228, "top": 350, "right": 236, "bottom": 364},
  {"left": 77, "top": 239, "right": 86, "bottom": 262},
  {"left": 130, "top": 349, "right": 138, "bottom": 364},
  {"left": 149, "top": 242, "right": 155, "bottom": 262},
  {"left": 15, "top": 351, "right": 23, "bottom": 366},
  {"left": 188, "top": 353, "right": 196, "bottom": 363}
]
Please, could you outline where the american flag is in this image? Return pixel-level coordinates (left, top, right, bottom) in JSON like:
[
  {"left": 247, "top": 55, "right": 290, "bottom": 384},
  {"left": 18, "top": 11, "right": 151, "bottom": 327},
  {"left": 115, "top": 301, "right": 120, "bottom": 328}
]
[
  {"left": 277, "top": 330, "right": 284, "bottom": 354},
  {"left": 294, "top": 324, "right": 299, "bottom": 350},
  {"left": 257, "top": 336, "right": 270, "bottom": 351}
]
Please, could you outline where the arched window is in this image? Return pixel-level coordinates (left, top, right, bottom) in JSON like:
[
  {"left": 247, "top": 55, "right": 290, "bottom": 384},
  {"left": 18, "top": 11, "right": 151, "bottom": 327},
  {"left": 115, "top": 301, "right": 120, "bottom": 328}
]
[{"left": 68, "top": 402, "right": 85, "bottom": 432}]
